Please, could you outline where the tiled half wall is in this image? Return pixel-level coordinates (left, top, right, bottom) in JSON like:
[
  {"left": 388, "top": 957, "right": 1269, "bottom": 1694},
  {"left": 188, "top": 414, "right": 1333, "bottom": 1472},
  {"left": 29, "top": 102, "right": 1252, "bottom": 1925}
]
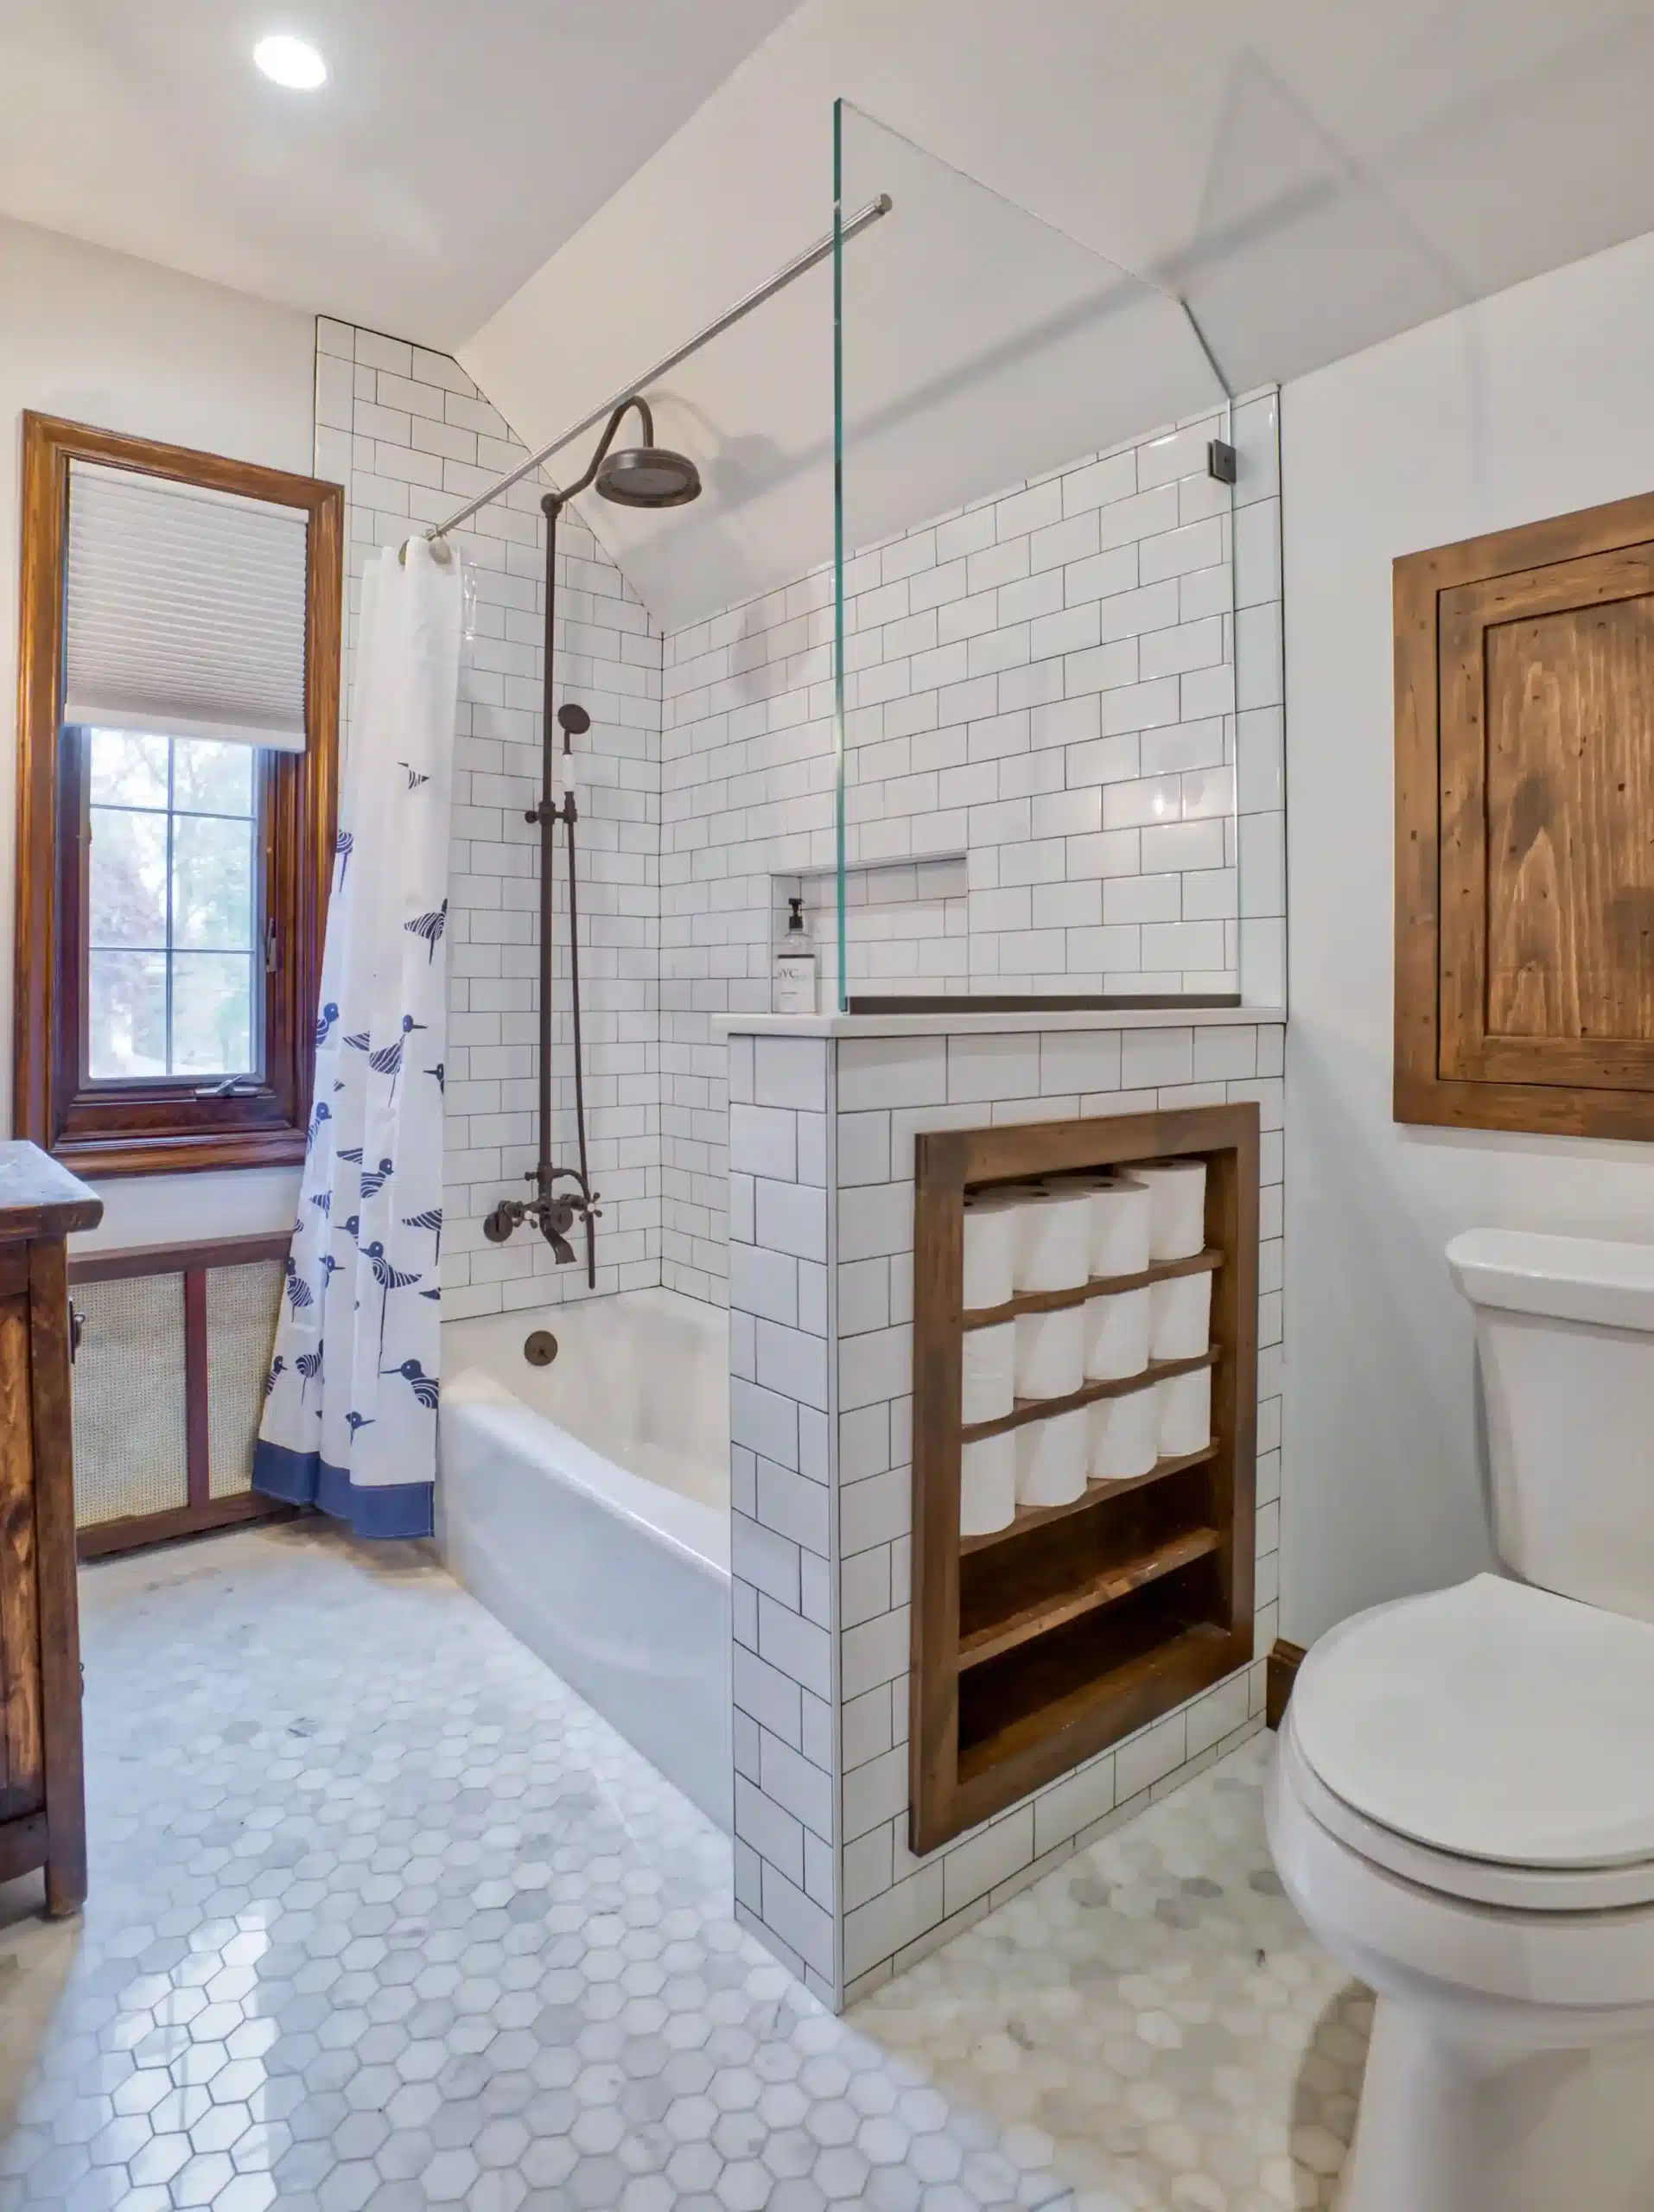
[{"left": 724, "top": 1017, "right": 1285, "bottom": 2006}]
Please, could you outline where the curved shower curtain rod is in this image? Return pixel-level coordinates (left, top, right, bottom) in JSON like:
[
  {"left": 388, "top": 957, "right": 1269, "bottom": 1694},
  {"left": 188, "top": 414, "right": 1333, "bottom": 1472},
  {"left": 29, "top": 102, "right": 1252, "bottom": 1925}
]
[{"left": 406, "top": 192, "right": 893, "bottom": 562}]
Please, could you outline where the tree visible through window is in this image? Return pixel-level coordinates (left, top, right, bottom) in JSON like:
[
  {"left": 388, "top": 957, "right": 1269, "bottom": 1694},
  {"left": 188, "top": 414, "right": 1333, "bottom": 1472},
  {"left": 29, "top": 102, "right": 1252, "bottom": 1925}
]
[{"left": 85, "top": 730, "right": 262, "bottom": 1081}]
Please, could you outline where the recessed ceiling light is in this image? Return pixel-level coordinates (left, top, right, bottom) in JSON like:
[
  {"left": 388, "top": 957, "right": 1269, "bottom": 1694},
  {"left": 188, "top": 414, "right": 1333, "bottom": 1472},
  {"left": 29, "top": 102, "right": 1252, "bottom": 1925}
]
[{"left": 254, "top": 34, "right": 327, "bottom": 90}]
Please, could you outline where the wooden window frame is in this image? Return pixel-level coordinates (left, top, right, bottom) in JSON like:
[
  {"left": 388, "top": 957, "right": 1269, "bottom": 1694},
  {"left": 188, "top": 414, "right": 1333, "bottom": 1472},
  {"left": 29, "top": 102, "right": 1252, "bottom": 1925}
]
[
  {"left": 16, "top": 412, "right": 342, "bottom": 1176},
  {"left": 1395, "top": 488, "right": 1654, "bottom": 1141}
]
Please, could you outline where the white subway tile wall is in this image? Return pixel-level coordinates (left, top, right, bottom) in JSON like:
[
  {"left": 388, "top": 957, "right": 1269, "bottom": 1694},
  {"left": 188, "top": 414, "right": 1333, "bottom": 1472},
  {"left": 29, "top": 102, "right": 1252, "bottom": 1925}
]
[
  {"left": 829, "top": 1021, "right": 1285, "bottom": 2000},
  {"left": 727, "top": 1032, "right": 840, "bottom": 2003},
  {"left": 315, "top": 319, "right": 663, "bottom": 1323},
  {"left": 661, "top": 398, "right": 1285, "bottom": 1305},
  {"left": 316, "top": 322, "right": 1282, "bottom": 1325}
]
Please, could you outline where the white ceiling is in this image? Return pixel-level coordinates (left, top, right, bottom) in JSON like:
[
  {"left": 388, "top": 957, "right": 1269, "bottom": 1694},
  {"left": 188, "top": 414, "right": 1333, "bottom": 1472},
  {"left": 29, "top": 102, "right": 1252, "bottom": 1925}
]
[
  {"left": 0, "top": 0, "right": 798, "bottom": 348},
  {"left": 463, "top": 0, "right": 1654, "bottom": 632}
]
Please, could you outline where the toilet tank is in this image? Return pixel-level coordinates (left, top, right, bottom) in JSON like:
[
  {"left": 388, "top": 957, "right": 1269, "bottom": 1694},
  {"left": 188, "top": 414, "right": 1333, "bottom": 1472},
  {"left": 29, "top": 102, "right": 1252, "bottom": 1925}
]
[{"left": 1447, "top": 1230, "right": 1654, "bottom": 1624}]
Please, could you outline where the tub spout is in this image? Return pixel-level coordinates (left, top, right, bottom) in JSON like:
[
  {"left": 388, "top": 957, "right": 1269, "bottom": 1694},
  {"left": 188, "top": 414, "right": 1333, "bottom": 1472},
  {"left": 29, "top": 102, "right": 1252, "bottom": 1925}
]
[
  {"left": 482, "top": 1193, "right": 573, "bottom": 1262},
  {"left": 537, "top": 1192, "right": 578, "bottom": 1266},
  {"left": 480, "top": 1179, "right": 596, "bottom": 1278}
]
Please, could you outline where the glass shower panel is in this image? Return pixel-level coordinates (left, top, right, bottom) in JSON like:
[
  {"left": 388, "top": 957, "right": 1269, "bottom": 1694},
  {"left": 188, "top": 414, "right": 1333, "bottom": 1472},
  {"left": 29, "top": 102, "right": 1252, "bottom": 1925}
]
[
  {"left": 832, "top": 99, "right": 1237, "bottom": 1009},
  {"left": 598, "top": 246, "right": 843, "bottom": 1029}
]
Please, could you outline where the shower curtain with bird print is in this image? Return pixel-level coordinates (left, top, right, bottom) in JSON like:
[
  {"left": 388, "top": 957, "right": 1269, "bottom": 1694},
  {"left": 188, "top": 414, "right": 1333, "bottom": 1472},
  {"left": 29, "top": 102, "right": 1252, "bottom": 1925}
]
[{"left": 253, "top": 539, "right": 461, "bottom": 1537}]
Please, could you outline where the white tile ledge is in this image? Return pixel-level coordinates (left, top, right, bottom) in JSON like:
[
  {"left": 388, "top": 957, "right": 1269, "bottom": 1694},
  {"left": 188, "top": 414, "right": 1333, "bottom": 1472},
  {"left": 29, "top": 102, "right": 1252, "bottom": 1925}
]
[{"left": 716, "top": 1007, "right": 1287, "bottom": 1040}]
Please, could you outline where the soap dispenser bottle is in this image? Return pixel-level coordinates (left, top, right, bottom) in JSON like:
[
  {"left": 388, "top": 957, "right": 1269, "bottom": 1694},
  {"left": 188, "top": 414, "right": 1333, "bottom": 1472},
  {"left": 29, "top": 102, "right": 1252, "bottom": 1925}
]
[{"left": 774, "top": 896, "right": 817, "bottom": 1015}]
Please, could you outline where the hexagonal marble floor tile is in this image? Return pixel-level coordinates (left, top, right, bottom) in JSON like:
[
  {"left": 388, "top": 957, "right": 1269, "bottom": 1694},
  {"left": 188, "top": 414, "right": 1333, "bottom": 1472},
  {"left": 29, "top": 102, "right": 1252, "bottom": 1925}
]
[
  {"left": 851, "top": 1743, "right": 1369, "bottom": 2210},
  {"left": 0, "top": 1522, "right": 1360, "bottom": 2211}
]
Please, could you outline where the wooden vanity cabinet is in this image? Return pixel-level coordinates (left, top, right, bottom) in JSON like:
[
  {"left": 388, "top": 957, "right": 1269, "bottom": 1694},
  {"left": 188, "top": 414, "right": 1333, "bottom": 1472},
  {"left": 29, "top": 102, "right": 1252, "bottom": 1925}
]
[{"left": 0, "top": 1142, "right": 102, "bottom": 1914}]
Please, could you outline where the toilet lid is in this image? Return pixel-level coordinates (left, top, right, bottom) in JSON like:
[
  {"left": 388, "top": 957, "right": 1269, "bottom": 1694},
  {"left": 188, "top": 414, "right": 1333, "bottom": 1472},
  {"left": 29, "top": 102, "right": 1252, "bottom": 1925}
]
[{"left": 1293, "top": 1574, "right": 1654, "bottom": 1870}]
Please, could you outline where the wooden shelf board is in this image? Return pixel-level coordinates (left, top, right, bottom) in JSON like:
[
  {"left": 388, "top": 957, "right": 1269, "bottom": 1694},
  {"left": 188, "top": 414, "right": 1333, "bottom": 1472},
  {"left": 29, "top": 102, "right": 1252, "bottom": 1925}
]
[
  {"left": 959, "top": 1445, "right": 1217, "bottom": 1554},
  {"left": 959, "top": 1526, "right": 1221, "bottom": 1670},
  {"left": 961, "top": 1350, "right": 1217, "bottom": 1443},
  {"left": 963, "top": 1247, "right": 1220, "bottom": 1331},
  {"left": 957, "top": 1618, "right": 1232, "bottom": 1790}
]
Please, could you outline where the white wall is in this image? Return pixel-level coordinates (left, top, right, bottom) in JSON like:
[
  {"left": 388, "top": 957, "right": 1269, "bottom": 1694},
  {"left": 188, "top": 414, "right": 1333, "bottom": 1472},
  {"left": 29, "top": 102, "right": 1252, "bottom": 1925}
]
[
  {"left": 0, "top": 214, "right": 316, "bottom": 1248},
  {"left": 1281, "top": 224, "right": 1654, "bottom": 1645}
]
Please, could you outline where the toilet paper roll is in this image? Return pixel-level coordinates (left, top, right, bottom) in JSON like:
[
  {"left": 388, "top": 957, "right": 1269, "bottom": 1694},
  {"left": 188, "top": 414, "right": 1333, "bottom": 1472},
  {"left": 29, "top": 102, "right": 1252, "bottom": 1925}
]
[
  {"left": 1084, "top": 1173, "right": 1153, "bottom": 1280},
  {"left": 1150, "top": 1269, "right": 1212, "bottom": 1362},
  {"left": 961, "top": 1431, "right": 1017, "bottom": 1536},
  {"left": 1016, "top": 1408, "right": 1090, "bottom": 1509},
  {"left": 1091, "top": 1382, "right": 1161, "bottom": 1483},
  {"left": 1014, "top": 1187, "right": 1091, "bottom": 1294},
  {"left": 961, "top": 1322, "right": 1015, "bottom": 1426},
  {"left": 1084, "top": 1287, "right": 1151, "bottom": 1381},
  {"left": 1159, "top": 1367, "right": 1213, "bottom": 1458},
  {"left": 1135, "top": 1160, "right": 1208, "bottom": 1262},
  {"left": 962, "top": 1189, "right": 1020, "bottom": 1312},
  {"left": 1015, "top": 1304, "right": 1085, "bottom": 1399}
]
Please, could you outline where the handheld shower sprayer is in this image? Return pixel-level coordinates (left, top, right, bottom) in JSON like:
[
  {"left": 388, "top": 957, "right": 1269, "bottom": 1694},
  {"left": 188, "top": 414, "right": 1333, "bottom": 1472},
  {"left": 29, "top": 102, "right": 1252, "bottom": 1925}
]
[{"left": 557, "top": 700, "right": 584, "bottom": 798}]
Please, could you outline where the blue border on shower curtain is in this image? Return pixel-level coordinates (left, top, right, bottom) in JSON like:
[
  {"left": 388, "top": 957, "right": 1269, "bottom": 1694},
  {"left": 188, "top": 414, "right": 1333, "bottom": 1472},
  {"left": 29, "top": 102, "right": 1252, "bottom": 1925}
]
[{"left": 252, "top": 1440, "right": 435, "bottom": 1540}]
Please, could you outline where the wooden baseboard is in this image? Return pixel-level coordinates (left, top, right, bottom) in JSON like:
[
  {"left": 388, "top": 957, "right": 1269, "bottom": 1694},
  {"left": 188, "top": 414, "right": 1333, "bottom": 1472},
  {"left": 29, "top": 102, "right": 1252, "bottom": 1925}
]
[
  {"left": 77, "top": 1493, "right": 299, "bottom": 1562},
  {"left": 1265, "top": 1638, "right": 1306, "bottom": 1730}
]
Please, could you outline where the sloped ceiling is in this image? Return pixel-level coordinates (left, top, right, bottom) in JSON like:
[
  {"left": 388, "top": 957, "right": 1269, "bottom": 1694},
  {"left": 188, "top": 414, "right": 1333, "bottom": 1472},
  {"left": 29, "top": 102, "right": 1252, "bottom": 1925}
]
[
  {"left": 0, "top": 0, "right": 798, "bottom": 348},
  {"left": 461, "top": 0, "right": 1654, "bottom": 632}
]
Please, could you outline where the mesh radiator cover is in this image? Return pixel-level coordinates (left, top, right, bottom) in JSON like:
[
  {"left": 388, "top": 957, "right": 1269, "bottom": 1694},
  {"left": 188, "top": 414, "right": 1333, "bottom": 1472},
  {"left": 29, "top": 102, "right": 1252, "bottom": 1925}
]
[
  {"left": 70, "top": 1273, "right": 188, "bottom": 1527},
  {"left": 207, "top": 1260, "right": 283, "bottom": 1499},
  {"left": 70, "top": 1249, "right": 285, "bottom": 1534}
]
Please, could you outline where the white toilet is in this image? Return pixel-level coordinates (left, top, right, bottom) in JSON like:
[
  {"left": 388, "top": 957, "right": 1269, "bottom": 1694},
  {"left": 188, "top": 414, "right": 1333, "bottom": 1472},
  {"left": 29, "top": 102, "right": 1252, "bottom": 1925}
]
[{"left": 1268, "top": 1228, "right": 1654, "bottom": 2212}]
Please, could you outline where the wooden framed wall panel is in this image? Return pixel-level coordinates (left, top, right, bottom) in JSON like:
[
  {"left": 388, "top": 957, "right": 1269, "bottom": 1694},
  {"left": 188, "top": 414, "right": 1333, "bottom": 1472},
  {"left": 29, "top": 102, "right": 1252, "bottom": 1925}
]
[
  {"left": 1266, "top": 1639, "right": 1307, "bottom": 1730},
  {"left": 1396, "top": 488, "right": 1654, "bottom": 1138},
  {"left": 909, "top": 1103, "right": 1260, "bottom": 1855},
  {"left": 68, "top": 1234, "right": 297, "bottom": 1559}
]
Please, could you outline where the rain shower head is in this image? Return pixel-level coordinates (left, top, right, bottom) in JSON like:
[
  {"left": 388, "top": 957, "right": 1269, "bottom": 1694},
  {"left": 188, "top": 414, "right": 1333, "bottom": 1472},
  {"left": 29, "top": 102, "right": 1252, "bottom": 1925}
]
[
  {"left": 543, "top": 395, "right": 703, "bottom": 513},
  {"left": 594, "top": 443, "right": 701, "bottom": 508}
]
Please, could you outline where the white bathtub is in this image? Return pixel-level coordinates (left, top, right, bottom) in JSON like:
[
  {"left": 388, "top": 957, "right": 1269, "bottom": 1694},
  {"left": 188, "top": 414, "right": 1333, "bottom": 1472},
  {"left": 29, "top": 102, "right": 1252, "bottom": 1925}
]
[{"left": 438, "top": 1286, "right": 731, "bottom": 1830}]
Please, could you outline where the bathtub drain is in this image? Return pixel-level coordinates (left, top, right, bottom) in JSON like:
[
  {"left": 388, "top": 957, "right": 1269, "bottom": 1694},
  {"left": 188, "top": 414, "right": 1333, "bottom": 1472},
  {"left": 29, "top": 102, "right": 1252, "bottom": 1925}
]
[{"left": 524, "top": 1331, "right": 559, "bottom": 1367}]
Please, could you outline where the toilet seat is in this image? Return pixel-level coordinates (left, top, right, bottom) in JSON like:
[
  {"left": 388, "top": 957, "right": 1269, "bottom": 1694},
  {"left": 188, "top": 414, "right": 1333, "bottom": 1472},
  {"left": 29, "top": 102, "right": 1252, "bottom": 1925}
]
[
  {"left": 1282, "top": 1721, "right": 1654, "bottom": 1910},
  {"left": 1291, "top": 1573, "right": 1654, "bottom": 1908}
]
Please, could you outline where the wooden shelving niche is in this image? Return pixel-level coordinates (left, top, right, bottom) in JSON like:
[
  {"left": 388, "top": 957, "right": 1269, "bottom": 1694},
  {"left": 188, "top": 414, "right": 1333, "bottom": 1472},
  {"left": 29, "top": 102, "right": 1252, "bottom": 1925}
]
[{"left": 909, "top": 1103, "right": 1260, "bottom": 1853}]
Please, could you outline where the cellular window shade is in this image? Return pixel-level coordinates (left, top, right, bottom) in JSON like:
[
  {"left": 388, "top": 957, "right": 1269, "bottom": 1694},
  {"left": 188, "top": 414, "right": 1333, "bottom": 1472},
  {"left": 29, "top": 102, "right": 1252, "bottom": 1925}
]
[{"left": 61, "top": 461, "right": 309, "bottom": 751}]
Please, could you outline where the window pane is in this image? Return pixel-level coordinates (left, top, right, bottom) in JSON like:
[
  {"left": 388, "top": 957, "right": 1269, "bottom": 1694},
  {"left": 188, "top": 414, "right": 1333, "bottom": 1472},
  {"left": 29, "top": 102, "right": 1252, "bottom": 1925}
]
[
  {"left": 88, "top": 951, "right": 167, "bottom": 1077},
  {"left": 173, "top": 737, "right": 254, "bottom": 818},
  {"left": 172, "top": 953, "right": 254, "bottom": 1076},
  {"left": 87, "top": 729, "right": 169, "bottom": 808},
  {"left": 173, "top": 815, "right": 254, "bottom": 950},
  {"left": 89, "top": 807, "right": 168, "bottom": 948}
]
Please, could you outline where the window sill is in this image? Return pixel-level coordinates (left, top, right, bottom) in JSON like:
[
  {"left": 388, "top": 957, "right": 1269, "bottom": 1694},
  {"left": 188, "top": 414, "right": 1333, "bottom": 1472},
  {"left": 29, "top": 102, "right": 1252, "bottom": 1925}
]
[{"left": 49, "top": 1124, "right": 307, "bottom": 1179}]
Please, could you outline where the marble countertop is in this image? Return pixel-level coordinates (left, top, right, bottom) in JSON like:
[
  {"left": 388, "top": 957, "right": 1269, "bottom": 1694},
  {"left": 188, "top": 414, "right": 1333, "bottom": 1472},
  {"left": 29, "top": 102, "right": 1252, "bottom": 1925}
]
[{"left": 714, "top": 1004, "right": 1287, "bottom": 1039}]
